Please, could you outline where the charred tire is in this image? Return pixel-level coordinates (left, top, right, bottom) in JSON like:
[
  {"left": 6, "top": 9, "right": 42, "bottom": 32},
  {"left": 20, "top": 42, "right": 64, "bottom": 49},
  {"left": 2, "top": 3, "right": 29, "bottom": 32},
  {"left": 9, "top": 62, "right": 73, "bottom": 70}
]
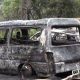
[{"left": 20, "top": 64, "right": 32, "bottom": 78}]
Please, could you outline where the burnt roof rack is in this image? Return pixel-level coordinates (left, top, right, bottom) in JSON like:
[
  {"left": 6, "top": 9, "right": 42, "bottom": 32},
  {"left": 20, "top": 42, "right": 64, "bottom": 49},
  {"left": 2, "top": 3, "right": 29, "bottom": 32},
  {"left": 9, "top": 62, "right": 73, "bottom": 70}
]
[{"left": 0, "top": 18, "right": 80, "bottom": 27}]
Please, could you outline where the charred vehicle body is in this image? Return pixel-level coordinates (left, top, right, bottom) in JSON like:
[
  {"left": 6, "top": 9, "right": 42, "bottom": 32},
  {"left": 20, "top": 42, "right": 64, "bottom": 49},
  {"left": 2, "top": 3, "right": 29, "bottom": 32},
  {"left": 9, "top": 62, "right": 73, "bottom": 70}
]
[{"left": 0, "top": 18, "right": 80, "bottom": 78}]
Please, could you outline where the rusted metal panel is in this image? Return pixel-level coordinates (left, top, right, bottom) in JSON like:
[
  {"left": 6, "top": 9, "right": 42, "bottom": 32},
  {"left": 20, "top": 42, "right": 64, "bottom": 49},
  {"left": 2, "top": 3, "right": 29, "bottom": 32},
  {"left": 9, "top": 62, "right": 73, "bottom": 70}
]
[
  {"left": 0, "top": 44, "right": 48, "bottom": 74},
  {"left": 51, "top": 45, "right": 80, "bottom": 63}
]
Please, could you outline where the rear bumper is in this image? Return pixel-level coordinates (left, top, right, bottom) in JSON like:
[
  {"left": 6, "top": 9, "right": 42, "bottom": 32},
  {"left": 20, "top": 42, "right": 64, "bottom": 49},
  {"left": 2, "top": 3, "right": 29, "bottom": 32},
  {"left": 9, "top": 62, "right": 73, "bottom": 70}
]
[{"left": 55, "top": 61, "right": 80, "bottom": 73}]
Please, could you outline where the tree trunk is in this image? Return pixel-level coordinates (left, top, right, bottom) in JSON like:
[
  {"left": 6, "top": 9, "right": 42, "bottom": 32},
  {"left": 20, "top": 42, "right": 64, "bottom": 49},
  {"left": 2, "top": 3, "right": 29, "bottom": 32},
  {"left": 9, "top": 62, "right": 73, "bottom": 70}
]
[{"left": 21, "top": 0, "right": 31, "bottom": 20}]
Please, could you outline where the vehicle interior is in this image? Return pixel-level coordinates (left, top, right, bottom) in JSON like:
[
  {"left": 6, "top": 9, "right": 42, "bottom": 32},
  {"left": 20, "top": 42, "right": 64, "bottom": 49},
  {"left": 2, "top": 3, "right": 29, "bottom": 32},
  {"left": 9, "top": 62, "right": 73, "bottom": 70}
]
[{"left": 10, "top": 27, "right": 41, "bottom": 45}]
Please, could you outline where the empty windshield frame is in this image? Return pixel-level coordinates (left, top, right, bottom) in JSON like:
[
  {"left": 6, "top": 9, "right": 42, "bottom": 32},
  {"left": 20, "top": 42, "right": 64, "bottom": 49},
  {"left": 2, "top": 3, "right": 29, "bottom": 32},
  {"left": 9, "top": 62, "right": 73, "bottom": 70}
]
[{"left": 51, "top": 26, "right": 80, "bottom": 47}]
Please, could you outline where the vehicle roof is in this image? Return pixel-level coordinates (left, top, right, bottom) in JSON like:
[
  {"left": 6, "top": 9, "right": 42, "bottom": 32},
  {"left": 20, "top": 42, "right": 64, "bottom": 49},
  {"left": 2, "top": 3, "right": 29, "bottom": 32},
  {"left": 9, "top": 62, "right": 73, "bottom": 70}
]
[{"left": 0, "top": 18, "right": 80, "bottom": 28}]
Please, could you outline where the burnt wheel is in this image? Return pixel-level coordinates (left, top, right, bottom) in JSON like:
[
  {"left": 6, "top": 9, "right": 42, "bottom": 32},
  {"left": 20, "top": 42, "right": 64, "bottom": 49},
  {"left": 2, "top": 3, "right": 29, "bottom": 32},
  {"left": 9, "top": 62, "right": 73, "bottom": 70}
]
[{"left": 20, "top": 64, "right": 32, "bottom": 79}]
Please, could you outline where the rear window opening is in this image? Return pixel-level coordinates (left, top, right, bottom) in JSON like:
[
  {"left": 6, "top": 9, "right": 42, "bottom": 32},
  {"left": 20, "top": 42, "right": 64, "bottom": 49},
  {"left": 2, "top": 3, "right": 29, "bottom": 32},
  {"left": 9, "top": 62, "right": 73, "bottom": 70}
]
[{"left": 51, "top": 27, "right": 80, "bottom": 46}]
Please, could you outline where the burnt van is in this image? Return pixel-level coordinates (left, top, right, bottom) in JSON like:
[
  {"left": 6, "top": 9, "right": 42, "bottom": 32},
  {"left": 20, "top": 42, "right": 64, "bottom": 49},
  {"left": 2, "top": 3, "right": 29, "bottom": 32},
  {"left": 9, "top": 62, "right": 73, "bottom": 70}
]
[{"left": 0, "top": 18, "right": 80, "bottom": 79}]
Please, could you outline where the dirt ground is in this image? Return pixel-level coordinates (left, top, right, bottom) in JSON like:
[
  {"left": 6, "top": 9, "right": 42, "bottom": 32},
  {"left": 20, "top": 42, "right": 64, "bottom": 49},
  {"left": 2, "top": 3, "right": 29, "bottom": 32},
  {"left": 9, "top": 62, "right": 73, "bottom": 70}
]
[
  {"left": 0, "top": 74, "right": 61, "bottom": 80},
  {"left": 0, "top": 74, "right": 50, "bottom": 80},
  {"left": 0, "top": 74, "right": 20, "bottom": 80}
]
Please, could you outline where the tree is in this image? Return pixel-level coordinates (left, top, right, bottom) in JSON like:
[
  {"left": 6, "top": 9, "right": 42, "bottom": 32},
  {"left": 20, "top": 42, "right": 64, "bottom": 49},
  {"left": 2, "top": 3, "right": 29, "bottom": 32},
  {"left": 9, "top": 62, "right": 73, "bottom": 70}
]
[
  {"left": 49, "top": 0, "right": 75, "bottom": 17},
  {"left": 2, "top": 0, "right": 20, "bottom": 20},
  {"left": 20, "top": 0, "right": 32, "bottom": 19},
  {"left": 0, "top": 0, "right": 4, "bottom": 20},
  {"left": 31, "top": 0, "right": 48, "bottom": 19},
  {"left": 73, "top": 0, "right": 80, "bottom": 17},
  {"left": 31, "top": 0, "right": 76, "bottom": 18},
  {"left": 1, "top": 0, "right": 80, "bottom": 20}
]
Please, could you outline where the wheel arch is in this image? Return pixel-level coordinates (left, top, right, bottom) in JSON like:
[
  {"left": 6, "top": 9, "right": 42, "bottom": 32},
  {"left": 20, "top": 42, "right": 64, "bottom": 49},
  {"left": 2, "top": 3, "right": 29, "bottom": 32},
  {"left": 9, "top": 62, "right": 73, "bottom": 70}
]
[{"left": 17, "top": 63, "right": 36, "bottom": 75}]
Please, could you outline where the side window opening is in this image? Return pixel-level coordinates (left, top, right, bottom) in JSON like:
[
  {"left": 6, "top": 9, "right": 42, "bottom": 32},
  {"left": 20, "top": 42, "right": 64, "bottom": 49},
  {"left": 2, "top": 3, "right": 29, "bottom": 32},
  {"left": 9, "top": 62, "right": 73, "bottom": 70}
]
[
  {"left": 0, "top": 29, "right": 8, "bottom": 44},
  {"left": 11, "top": 27, "right": 41, "bottom": 45},
  {"left": 51, "top": 27, "right": 80, "bottom": 46},
  {"left": 11, "top": 28, "right": 22, "bottom": 39},
  {"left": 29, "top": 28, "right": 41, "bottom": 41}
]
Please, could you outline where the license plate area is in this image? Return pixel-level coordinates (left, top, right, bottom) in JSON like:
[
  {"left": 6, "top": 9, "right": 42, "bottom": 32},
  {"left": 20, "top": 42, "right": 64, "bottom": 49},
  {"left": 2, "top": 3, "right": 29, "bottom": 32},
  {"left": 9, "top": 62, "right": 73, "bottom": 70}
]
[{"left": 72, "top": 69, "right": 80, "bottom": 75}]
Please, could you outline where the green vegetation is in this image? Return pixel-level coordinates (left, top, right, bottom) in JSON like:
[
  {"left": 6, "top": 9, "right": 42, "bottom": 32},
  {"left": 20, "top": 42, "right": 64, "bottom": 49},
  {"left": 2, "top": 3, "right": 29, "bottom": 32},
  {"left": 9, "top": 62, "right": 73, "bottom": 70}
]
[
  {"left": 0, "top": 0, "right": 80, "bottom": 20},
  {"left": 1, "top": 0, "right": 80, "bottom": 20},
  {"left": 2, "top": 0, "right": 20, "bottom": 20}
]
